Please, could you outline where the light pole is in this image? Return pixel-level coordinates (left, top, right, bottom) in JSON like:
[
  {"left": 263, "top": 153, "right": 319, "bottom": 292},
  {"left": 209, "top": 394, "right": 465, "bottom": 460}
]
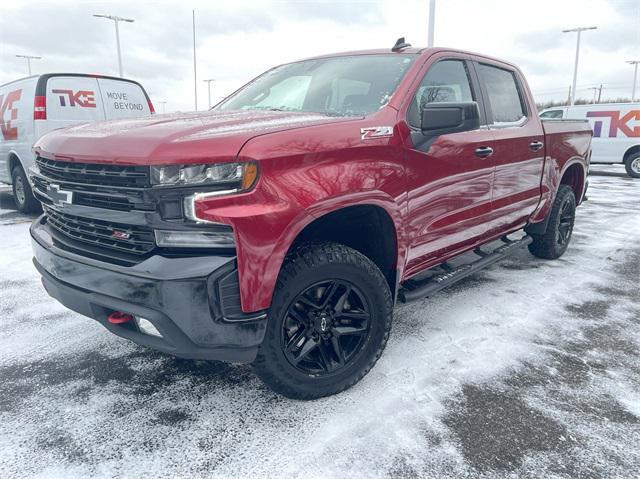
[
  {"left": 428, "top": 0, "right": 436, "bottom": 47},
  {"left": 627, "top": 60, "right": 640, "bottom": 102},
  {"left": 192, "top": 10, "right": 198, "bottom": 111},
  {"left": 15, "top": 54, "right": 42, "bottom": 75},
  {"left": 203, "top": 79, "right": 215, "bottom": 109},
  {"left": 562, "top": 26, "right": 597, "bottom": 105},
  {"left": 588, "top": 86, "right": 598, "bottom": 104},
  {"left": 93, "top": 14, "right": 135, "bottom": 77}
]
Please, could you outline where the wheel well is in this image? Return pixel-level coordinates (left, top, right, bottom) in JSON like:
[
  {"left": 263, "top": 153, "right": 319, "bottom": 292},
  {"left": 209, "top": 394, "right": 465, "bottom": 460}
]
[
  {"left": 8, "top": 153, "right": 21, "bottom": 176},
  {"left": 291, "top": 205, "right": 398, "bottom": 294},
  {"left": 623, "top": 145, "right": 640, "bottom": 163},
  {"left": 560, "top": 163, "right": 585, "bottom": 201}
]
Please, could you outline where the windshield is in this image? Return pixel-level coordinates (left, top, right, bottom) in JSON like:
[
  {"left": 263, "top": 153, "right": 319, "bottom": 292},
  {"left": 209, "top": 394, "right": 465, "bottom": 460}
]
[{"left": 216, "top": 54, "right": 416, "bottom": 117}]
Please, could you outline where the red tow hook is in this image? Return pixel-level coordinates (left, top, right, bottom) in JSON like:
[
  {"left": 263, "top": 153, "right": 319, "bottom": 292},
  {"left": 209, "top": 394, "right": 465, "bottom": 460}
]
[{"left": 107, "top": 311, "right": 134, "bottom": 324}]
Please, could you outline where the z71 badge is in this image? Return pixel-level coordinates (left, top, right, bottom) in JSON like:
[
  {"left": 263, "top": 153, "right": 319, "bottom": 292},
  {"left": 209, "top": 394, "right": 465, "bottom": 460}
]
[{"left": 360, "top": 126, "right": 394, "bottom": 141}]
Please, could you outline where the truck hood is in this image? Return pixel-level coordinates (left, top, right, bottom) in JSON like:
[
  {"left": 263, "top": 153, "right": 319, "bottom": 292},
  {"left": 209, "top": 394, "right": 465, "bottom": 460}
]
[{"left": 34, "top": 110, "right": 353, "bottom": 165}]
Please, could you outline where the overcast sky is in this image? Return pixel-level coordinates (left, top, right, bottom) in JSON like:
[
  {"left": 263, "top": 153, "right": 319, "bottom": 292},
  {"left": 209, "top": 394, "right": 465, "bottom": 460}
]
[{"left": 1, "top": 0, "right": 639, "bottom": 111}]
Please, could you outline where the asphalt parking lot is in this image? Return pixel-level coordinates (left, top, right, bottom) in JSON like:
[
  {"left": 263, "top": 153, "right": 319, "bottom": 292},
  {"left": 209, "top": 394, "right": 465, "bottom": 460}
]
[{"left": 0, "top": 166, "right": 638, "bottom": 478}]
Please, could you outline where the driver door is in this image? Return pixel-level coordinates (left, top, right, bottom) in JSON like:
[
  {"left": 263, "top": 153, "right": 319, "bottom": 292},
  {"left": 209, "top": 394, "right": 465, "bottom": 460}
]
[{"left": 403, "top": 57, "right": 496, "bottom": 277}]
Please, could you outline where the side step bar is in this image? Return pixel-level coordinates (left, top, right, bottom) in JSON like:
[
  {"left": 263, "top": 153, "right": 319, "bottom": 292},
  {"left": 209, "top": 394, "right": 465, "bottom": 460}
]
[{"left": 398, "top": 235, "right": 533, "bottom": 303}]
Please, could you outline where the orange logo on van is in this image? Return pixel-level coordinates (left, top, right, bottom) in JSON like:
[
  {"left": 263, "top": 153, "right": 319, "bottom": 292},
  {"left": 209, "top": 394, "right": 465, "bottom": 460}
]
[
  {"left": 51, "top": 89, "right": 97, "bottom": 108},
  {"left": 586, "top": 110, "right": 640, "bottom": 138},
  {"left": 0, "top": 89, "right": 22, "bottom": 141}
]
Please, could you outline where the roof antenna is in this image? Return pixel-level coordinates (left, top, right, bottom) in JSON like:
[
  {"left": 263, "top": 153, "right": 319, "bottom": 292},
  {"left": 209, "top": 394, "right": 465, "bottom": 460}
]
[{"left": 392, "top": 37, "right": 411, "bottom": 52}]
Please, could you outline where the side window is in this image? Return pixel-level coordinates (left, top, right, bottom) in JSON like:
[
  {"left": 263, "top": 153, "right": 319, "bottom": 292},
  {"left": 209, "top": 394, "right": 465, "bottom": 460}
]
[
  {"left": 540, "top": 109, "right": 563, "bottom": 119},
  {"left": 477, "top": 63, "right": 526, "bottom": 124},
  {"left": 408, "top": 60, "right": 474, "bottom": 128}
]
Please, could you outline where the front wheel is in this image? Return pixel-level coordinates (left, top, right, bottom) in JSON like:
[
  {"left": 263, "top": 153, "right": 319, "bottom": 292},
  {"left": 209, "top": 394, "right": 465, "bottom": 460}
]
[
  {"left": 528, "top": 185, "right": 576, "bottom": 260},
  {"left": 253, "top": 243, "right": 393, "bottom": 399},
  {"left": 624, "top": 154, "right": 640, "bottom": 179},
  {"left": 11, "top": 165, "right": 41, "bottom": 214}
]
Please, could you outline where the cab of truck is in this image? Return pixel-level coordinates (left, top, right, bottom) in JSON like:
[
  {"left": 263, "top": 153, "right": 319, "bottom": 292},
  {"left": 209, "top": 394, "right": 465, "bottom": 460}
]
[{"left": 0, "top": 73, "right": 154, "bottom": 213}]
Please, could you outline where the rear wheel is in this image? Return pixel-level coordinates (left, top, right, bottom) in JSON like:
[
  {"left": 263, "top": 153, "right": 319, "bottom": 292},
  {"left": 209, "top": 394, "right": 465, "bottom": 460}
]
[
  {"left": 528, "top": 185, "right": 576, "bottom": 260},
  {"left": 253, "top": 243, "right": 393, "bottom": 399},
  {"left": 11, "top": 165, "right": 41, "bottom": 214},
  {"left": 624, "top": 153, "right": 640, "bottom": 179}
]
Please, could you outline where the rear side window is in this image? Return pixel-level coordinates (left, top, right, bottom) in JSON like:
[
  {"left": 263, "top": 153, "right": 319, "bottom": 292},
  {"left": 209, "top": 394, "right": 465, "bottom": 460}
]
[
  {"left": 477, "top": 63, "right": 526, "bottom": 124},
  {"left": 408, "top": 59, "right": 475, "bottom": 128},
  {"left": 46, "top": 76, "right": 106, "bottom": 122},
  {"left": 97, "top": 78, "right": 151, "bottom": 119},
  {"left": 540, "top": 109, "right": 563, "bottom": 119}
]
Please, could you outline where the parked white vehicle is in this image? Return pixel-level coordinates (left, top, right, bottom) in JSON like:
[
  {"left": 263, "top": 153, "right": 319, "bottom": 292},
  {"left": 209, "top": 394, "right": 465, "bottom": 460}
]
[
  {"left": 0, "top": 73, "right": 154, "bottom": 212},
  {"left": 540, "top": 103, "right": 640, "bottom": 178}
]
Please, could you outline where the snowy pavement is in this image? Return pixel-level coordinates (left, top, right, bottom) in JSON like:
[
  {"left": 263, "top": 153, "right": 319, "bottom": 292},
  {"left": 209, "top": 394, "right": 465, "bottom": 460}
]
[{"left": 0, "top": 166, "right": 638, "bottom": 478}]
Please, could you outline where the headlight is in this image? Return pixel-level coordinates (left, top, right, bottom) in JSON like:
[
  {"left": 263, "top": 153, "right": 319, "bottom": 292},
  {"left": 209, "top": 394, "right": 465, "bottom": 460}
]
[
  {"left": 150, "top": 162, "right": 258, "bottom": 189},
  {"left": 155, "top": 229, "right": 235, "bottom": 248}
]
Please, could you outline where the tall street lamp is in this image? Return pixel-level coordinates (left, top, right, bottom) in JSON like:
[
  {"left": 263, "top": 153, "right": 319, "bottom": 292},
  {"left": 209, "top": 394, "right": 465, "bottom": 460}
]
[
  {"left": 562, "top": 26, "right": 597, "bottom": 105},
  {"left": 15, "top": 54, "right": 42, "bottom": 75},
  {"left": 428, "top": 0, "right": 436, "bottom": 47},
  {"left": 93, "top": 14, "right": 135, "bottom": 77},
  {"left": 203, "top": 79, "right": 215, "bottom": 109},
  {"left": 627, "top": 60, "right": 640, "bottom": 102}
]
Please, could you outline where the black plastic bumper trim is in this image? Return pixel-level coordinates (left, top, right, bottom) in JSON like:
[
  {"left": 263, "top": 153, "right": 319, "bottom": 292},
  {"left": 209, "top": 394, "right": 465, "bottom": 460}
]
[{"left": 31, "top": 219, "right": 268, "bottom": 363}]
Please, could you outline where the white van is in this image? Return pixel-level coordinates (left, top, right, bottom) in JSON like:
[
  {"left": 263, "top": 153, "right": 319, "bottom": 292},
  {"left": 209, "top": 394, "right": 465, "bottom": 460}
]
[
  {"left": 0, "top": 73, "right": 154, "bottom": 212},
  {"left": 540, "top": 103, "right": 640, "bottom": 178}
]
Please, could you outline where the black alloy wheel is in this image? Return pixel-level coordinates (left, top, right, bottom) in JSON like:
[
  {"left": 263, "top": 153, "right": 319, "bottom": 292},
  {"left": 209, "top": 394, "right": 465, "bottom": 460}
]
[
  {"left": 556, "top": 197, "right": 575, "bottom": 247},
  {"left": 528, "top": 185, "right": 576, "bottom": 260},
  {"left": 252, "top": 243, "right": 393, "bottom": 399},
  {"left": 282, "top": 280, "right": 371, "bottom": 375}
]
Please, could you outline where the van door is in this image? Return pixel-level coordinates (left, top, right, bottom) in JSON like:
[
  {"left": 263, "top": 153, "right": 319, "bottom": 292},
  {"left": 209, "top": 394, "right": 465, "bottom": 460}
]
[
  {"left": 44, "top": 76, "right": 106, "bottom": 136},
  {"left": 0, "top": 77, "right": 37, "bottom": 183},
  {"left": 97, "top": 78, "right": 152, "bottom": 119}
]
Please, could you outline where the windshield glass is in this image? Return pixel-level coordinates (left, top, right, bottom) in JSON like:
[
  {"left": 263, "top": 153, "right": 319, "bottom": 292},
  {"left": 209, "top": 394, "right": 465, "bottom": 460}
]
[{"left": 216, "top": 54, "right": 416, "bottom": 117}]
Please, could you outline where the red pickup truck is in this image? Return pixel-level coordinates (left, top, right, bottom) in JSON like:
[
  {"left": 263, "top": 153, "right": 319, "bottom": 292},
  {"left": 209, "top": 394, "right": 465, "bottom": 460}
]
[{"left": 30, "top": 41, "right": 592, "bottom": 399}]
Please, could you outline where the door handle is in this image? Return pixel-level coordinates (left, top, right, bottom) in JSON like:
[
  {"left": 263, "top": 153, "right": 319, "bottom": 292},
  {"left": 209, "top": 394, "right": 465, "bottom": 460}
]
[
  {"left": 475, "top": 146, "right": 494, "bottom": 158},
  {"left": 529, "top": 140, "right": 544, "bottom": 151}
]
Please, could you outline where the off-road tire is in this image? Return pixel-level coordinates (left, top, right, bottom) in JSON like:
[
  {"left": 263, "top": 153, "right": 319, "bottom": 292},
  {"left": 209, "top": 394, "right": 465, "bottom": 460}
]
[
  {"left": 624, "top": 153, "right": 640, "bottom": 179},
  {"left": 11, "top": 165, "right": 41, "bottom": 214},
  {"left": 528, "top": 185, "right": 576, "bottom": 260},
  {"left": 252, "top": 242, "right": 393, "bottom": 400}
]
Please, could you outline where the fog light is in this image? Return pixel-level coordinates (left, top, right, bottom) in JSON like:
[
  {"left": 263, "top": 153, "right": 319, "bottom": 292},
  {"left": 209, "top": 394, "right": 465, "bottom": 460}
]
[
  {"left": 135, "top": 317, "right": 162, "bottom": 337},
  {"left": 155, "top": 229, "right": 235, "bottom": 248}
]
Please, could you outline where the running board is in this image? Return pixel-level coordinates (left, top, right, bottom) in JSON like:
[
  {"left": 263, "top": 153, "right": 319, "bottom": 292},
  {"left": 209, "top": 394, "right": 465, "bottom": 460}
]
[{"left": 398, "top": 235, "right": 533, "bottom": 303}]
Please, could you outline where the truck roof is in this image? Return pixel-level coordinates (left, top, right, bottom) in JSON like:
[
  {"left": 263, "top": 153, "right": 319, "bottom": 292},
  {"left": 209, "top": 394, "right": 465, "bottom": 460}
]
[{"left": 300, "top": 46, "right": 522, "bottom": 71}]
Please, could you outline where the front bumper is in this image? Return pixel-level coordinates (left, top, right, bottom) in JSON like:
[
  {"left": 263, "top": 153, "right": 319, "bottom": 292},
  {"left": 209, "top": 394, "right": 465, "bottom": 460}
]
[{"left": 31, "top": 216, "right": 268, "bottom": 363}]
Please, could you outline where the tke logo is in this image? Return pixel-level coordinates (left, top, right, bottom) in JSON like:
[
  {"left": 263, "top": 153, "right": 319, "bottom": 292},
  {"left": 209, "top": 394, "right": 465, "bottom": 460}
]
[
  {"left": 0, "top": 89, "right": 22, "bottom": 140},
  {"left": 586, "top": 110, "right": 640, "bottom": 138},
  {"left": 52, "top": 89, "right": 97, "bottom": 108}
]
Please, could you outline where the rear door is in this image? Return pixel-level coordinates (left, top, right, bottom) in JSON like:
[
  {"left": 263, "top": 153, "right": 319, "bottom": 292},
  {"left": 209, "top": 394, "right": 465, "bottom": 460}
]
[
  {"left": 97, "top": 78, "right": 152, "bottom": 119},
  {"left": 45, "top": 76, "right": 106, "bottom": 135},
  {"left": 474, "top": 61, "right": 545, "bottom": 236}
]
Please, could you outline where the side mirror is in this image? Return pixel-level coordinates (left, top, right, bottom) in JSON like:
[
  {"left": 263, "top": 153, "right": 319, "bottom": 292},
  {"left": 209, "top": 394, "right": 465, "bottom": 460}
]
[{"left": 421, "top": 102, "right": 481, "bottom": 135}]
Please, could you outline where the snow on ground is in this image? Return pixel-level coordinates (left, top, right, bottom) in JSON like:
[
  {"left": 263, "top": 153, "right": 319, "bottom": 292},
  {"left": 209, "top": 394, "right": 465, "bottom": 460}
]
[{"left": 0, "top": 166, "right": 638, "bottom": 478}]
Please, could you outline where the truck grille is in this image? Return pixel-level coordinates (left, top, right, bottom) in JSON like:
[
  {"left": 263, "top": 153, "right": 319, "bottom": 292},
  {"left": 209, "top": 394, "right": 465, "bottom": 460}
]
[
  {"left": 32, "top": 176, "right": 134, "bottom": 211},
  {"left": 44, "top": 206, "right": 155, "bottom": 256},
  {"left": 36, "top": 156, "right": 150, "bottom": 188}
]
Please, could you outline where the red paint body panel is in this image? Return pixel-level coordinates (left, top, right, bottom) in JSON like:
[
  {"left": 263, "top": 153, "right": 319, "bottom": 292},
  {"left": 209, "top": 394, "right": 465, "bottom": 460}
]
[{"left": 33, "top": 48, "right": 592, "bottom": 313}]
